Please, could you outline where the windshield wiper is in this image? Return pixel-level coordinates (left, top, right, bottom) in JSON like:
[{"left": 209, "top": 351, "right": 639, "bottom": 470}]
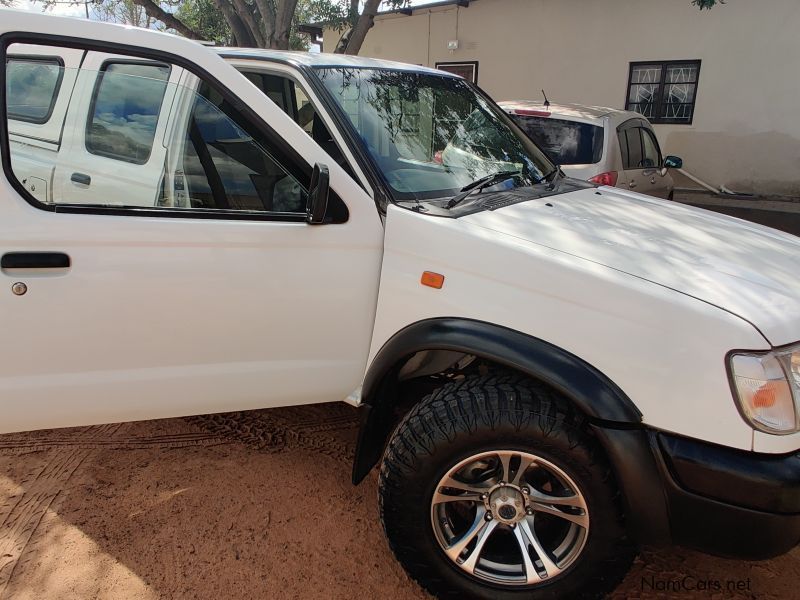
[
  {"left": 542, "top": 166, "right": 563, "bottom": 189},
  {"left": 447, "top": 170, "right": 521, "bottom": 209}
]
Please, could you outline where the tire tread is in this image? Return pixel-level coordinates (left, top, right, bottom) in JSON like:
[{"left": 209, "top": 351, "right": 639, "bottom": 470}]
[{"left": 378, "top": 371, "right": 634, "bottom": 600}]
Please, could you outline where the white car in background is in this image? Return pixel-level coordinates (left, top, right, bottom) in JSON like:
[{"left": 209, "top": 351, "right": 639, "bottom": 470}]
[{"left": 500, "top": 101, "right": 682, "bottom": 199}]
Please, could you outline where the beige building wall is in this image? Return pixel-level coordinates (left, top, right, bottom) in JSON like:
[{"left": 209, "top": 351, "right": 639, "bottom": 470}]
[{"left": 323, "top": 0, "right": 800, "bottom": 196}]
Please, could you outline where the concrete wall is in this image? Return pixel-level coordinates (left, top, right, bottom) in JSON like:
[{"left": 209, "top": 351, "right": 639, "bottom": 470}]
[{"left": 323, "top": 0, "right": 800, "bottom": 196}]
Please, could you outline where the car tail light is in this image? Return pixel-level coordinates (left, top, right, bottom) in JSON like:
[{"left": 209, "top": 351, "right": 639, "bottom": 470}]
[
  {"left": 589, "top": 172, "right": 618, "bottom": 186},
  {"left": 508, "top": 108, "right": 551, "bottom": 117}
]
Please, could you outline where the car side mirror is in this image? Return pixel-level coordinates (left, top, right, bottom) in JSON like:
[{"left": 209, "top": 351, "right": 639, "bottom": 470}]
[
  {"left": 306, "top": 163, "right": 330, "bottom": 224},
  {"left": 663, "top": 155, "right": 683, "bottom": 169}
]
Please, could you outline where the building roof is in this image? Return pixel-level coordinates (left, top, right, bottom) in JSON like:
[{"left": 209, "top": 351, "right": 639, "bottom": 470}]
[{"left": 215, "top": 47, "right": 455, "bottom": 76}]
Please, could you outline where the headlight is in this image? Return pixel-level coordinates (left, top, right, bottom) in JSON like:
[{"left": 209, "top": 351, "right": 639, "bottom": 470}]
[{"left": 729, "top": 344, "right": 800, "bottom": 434}]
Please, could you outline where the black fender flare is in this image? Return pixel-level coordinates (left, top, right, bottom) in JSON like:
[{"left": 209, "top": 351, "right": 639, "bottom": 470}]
[
  {"left": 353, "top": 318, "right": 642, "bottom": 483},
  {"left": 352, "top": 318, "right": 672, "bottom": 545}
]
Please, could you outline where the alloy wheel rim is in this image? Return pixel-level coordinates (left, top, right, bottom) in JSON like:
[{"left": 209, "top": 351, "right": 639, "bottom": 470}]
[{"left": 430, "top": 450, "right": 589, "bottom": 586}]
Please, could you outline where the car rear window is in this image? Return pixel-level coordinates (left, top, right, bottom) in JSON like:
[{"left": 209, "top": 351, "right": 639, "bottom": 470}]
[
  {"left": 512, "top": 116, "right": 604, "bottom": 165},
  {"left": 6, "top": 56, "right": 63, "bottom": 124},
  {"left": 86, "top": 61, "right": 171, "bottom": 165}
]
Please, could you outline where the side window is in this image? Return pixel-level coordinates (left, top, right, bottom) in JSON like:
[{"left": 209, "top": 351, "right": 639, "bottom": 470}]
[
  {"left": 243, "top": 71, "right": 293, "bottom": 115},
  {"left": 618, "top": 127, "right": 643, "bottom": 170},
  {"left": 6, "top": 56, "right": 63, "bottom": 124},
  {"left": 294, "top": 85, "right": 315, "bottom": 135},
  {"left": 618, "top": 129, "right": 628, "bottom": 169},
  {"left": 86, "top": 62, "right": 170, "bottom": 164},
  {"left": 238, "top": 69, "right": 349, "bottom": 172},
  {"left": 171, "top": 81, "right": 306, "bottom": 212},
  {"left": 641, "top": 128, "right": 661, "bottom": 168},
  {"left": 4, "top": 46, "right": 308, "bottom": 216}
]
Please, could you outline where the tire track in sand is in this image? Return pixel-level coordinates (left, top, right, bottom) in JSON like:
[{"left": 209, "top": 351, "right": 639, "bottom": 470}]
[
  {"left": 187, "top": 403, "right": 360, "bottom": 463},
  {"left": 0, "top": 423, "right": 123, "bottom": 596},
  {"left": 0, "top": 404, "right": 355, "bottom": 596},
  {"left": 0, "top": 430, "right": 228, "bottom": 453}
]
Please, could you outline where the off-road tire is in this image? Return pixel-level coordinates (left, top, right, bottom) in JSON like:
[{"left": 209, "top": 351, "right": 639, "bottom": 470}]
[{"left": 379, "top": 372, "right": 636, "bottom": 599}]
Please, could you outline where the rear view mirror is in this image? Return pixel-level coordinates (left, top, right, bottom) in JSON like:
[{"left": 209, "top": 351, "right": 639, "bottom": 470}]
[
  {"left": 664, "top": 155, "right": 683, "bottom": 169},
  {"left": 306, "top": 163, "right": 330, "bottom": 224}
]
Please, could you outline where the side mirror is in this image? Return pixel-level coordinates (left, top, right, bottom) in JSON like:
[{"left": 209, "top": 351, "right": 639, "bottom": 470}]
[
  {"left": 663, "top": 155, "right": 683, "bottom": 169},
  {"left": 306, "top": 163, "right": 330, "bottom": 224}
]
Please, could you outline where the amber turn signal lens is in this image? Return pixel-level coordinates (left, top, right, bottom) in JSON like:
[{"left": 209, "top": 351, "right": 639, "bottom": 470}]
[
  {"left": 753, "top": 382, "right": 778, "bottom": 408},
  {"left": 421, "top": 271, "right": 445, "bottom": 289}
]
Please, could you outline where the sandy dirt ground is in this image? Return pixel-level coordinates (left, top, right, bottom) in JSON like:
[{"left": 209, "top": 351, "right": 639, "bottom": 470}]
[{"left": 0, "top": 402, "right": 797, "bottom": 599}]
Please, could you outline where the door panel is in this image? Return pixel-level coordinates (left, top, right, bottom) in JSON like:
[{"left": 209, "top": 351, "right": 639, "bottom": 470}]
[
  {"left": 0, "top": 17, "right": 384, "bottom": 434},
  {"left": 0, "top": 212, "right": 381, "bottom": 433},
  {"left": 618, "top": 123, "right": 662, "bottom": 198},
  {"left": 641, "top": 127, "right": 671, "bottom": 198}
]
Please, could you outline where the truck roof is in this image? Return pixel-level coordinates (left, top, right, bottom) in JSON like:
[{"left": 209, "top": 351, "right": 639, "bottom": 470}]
[{"left": 215, "top": 48, "right": 454, "bottom": 77}]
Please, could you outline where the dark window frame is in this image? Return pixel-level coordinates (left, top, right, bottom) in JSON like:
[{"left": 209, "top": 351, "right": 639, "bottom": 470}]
[
  {"left": 639, "top": 127, "right": 663, "bottom": 168},
  {"left": 625, "top": 60, "right": 701, "bottom": 125},
  {"left": 6, "top": 54, "right": 65, "bottom": 125},
  {"left": 617, "top": 118, "right": 652, "bottom": 170},
  {"left": 86, "top": 59, "right": 171, "bottom": 165},
  {"left": 434, "top": 61, "right": 479, "bottom": 84},
  {"left": 0, "top": 33, "right": 349, "bottom": 223}
]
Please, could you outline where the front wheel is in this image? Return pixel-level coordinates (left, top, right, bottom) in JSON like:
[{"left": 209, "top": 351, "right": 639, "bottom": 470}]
[{"left": 379, "top": 373, "right": 635, "bottom": 599}]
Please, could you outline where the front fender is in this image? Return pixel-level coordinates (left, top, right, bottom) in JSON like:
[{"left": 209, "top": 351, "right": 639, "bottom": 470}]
[{"left": 353, "top": 317, "right": 642, "bottom": 484}]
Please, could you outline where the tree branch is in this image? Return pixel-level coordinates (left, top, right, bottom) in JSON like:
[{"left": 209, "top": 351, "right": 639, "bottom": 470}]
[
  {"left": 339, "top": 0, "right": 381, "bottom": 55},
  {"left": 131, "top": 0, "right": 204, "bottom": 40},
  {"left": 230, "top": 0, "right": 267, "bottom": 47},
  {"left": 213, "top": 0, "right": 256, "bottom": 46}
]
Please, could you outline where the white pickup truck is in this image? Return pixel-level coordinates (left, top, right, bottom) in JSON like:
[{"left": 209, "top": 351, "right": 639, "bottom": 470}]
[{"left": 1, "top": 11, "right": 799, "bottom": 600}]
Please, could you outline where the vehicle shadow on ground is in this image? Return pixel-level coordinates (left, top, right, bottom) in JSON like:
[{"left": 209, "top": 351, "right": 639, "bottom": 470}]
[{"left": 0, "top": 403, "right": 797, "bottom": 599}]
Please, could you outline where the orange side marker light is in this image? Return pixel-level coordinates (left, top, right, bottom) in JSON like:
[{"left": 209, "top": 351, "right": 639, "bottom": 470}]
[
  {"left": 421, "top": 271, "right": 445, "bottom": 289},
  {"left": 753, "top": 382, "right": 778, "bottom": 408}
]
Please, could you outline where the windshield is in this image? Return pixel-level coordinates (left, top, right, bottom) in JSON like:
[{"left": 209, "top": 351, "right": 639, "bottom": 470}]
[
  {"left": 511, "top": 116, "right": 604, "bottom": 165},
  {"left": 315, "top": 67, "right": 554, "bottom": 202}
]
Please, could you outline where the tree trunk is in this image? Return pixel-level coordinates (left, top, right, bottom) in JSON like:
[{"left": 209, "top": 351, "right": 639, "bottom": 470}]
[
  {"left": 254, "top": 0, "right": 275, "bottom": 46},
  {"left": 214, "top": 0, "right": 257, "bottom": 47},
  {"left": 231, "top": 0, "right": 268, "bottom": 47},
  {"left": 133, "top": 0, "right": 204, "bottom": 40},
  {"left": 339, "top": 0, "right": 381, "bottom": 55},
  {"left": 271, "top": 0, "right": 299, "bottom": 50}
]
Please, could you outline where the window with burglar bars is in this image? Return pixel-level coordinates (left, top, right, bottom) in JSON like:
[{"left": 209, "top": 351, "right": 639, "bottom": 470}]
[{"left": 625, "top": 61, "right": 701, "bottom": 124}]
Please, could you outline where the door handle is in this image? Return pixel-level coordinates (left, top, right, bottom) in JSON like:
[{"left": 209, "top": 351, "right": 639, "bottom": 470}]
[
  {"left": 628, "top": 182, "right": 637, "bottom": 189},
  {"left": 1, "top": 252, "right": 71, "bottom": 269},
  {"left": 70, "top": 172, "right": 91, "bottom": 186},
  {"left": 650, "top": 177, "right": 656, "bottom": 184}
]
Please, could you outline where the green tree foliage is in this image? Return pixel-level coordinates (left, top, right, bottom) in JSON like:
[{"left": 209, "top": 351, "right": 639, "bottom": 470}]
[
  {"left": 692, "top": 0, "right": 724, "bottom": 9},
  {"left": 175, "top": 0, "right": 233, "bottom": 45}
]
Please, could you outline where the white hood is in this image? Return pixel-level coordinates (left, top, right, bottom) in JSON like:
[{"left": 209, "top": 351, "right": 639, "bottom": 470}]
[{"left": 461, "top": 186, "right": 800, "bottom": 345}]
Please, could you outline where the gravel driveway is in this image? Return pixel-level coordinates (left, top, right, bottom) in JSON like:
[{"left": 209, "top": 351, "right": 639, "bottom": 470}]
[{"left": 0, "top": 403, "right": 797, "bottom": 599}]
